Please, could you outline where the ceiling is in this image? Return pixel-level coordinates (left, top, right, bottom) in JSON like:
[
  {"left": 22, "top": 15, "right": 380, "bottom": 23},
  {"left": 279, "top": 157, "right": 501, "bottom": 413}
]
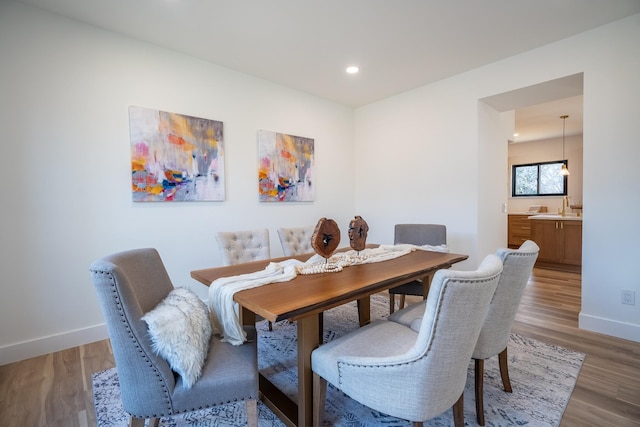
[
  {"left": 15, "top": 0, "right": 639, "bottom": 138},
  {"left": 514, "top": 95, "right": 583, "bottom": 143}
]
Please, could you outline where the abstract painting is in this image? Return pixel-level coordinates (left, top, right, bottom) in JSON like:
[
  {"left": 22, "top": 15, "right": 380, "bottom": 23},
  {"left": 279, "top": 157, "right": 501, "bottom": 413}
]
[
  {"left": 258, "top": 130, "right": 314, "bottom": 202},
  {"left": 129, "top": 106, "right": 225, "bottom": 202}
]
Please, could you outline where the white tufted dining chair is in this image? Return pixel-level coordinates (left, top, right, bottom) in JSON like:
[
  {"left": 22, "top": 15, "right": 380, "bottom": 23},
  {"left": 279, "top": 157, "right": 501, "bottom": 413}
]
[
  {"left": 215, "top": 228, "right": 271, "bottom": 266},
  {"left": 312, "top": 254, "right": 503, "bottom": 427},
  {"left": 277, "top": 225, "right": 315, "bottom": 256},
  {"left": 215, "top": 228, "right": 273, "bottom": 330},
  {"left": 471, "top": 240, "right": 539, "bottom": 425},
  {"left": 389, "top": 240, "right": 539, "bottom": 425}
]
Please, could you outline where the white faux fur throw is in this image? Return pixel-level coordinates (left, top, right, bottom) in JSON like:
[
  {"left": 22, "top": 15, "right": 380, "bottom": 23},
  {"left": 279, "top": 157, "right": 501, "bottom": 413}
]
[
  {"left": 142, "top": 287, "right": 211, "bottom": 389},
  {"left": 208, "top": 244, "right": 448, "bottom": 345}
]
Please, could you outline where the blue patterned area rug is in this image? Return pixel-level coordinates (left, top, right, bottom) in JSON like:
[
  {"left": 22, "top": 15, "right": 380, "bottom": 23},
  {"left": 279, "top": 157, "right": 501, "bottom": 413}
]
[{"left": 92, "top": 295, "right": 584, "bottom": 427}]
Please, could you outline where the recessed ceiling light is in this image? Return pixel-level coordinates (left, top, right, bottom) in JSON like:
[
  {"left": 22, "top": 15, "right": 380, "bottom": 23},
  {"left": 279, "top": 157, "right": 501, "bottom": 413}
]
[{"left": 346, "top": 66, "right": 359, "bottom": 74}]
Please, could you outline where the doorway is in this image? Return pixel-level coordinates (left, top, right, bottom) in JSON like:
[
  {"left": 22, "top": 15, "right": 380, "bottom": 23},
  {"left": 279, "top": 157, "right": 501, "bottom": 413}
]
[{"left": 480, "top": 72, "right": 584, "bottom": 273}]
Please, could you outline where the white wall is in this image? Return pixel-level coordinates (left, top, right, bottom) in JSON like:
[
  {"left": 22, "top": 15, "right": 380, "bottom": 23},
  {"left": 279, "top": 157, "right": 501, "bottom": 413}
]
[
  {"left": 353, "top": 80, "right": 483, "bottom": 266},
  {"left": 578, "top": 14, "right": 640, "bottom": 340},
  {"left": 477, "top": 105, "right": 512, "bottom": 258},
  {"left": 354, "top": 14, "right": 640, "bottom": 342},
  {"left": 0, "top": 2, "right": 355, "bottom": 364}
]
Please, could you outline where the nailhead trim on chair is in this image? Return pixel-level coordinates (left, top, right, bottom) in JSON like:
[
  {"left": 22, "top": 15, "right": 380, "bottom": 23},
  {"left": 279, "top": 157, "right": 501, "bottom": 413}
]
[
  {"left": 96, "top": 269, "right": 174, "bottom": 418},
  {"left": 94, "top": 268, "right": 260, "bottom": 420},
  {"left": 168, "top": 396, "right": 256, "bottom": 415}
]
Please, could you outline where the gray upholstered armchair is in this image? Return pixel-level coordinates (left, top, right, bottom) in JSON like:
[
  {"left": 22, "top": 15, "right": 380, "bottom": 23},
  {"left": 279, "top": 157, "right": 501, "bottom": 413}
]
[
  {"left": 388, "top": 224, "right": 447, "bottom": 313},
  {"left": 389, "top": 240, "right": 539, "bottom": 425},
  {"left": 311, "top": 254, "right": 503, "bottom": 427},
  {"left": 89, "top": 248, "right": 259, "bottom": 427},
  {"left": 277, "top": 225, "right": 315, "bottom": 256}
]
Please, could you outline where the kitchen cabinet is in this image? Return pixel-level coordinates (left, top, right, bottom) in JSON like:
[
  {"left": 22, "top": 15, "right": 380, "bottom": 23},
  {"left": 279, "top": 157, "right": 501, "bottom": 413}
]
[
  {"left": 530, "top": 218, "right": 582, "bottom": 272},
  {"left": 508, "top": 214, "right": 531, "bottom": 249}
]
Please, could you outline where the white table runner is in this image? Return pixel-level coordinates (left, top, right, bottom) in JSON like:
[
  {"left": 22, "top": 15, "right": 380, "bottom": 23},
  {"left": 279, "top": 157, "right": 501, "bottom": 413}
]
[{"left": 208, "top": 244, "right": 448, "bottom": 345}]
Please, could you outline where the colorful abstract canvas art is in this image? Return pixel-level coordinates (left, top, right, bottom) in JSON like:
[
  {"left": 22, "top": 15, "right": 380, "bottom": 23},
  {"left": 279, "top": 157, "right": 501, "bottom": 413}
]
[
  {"left": 258, "top": 130, "right": 314, "bottom": 202},
  {"left": 129, "top": 106, "right": 225, "bottom": 202}
]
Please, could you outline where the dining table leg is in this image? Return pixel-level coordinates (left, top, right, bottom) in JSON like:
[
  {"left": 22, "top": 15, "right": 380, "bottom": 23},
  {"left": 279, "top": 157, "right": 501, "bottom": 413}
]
[
  {"left": 356, "top": 296, "right": 371, "bottom": 326},
  {"left": 241, "top": 306, "right": 256, "bottom": 325},
  {"left": 297, "top": 313, "right": 320, "bottom": 426},
  {"left": 421, "top": 273, "right": 434, "bottom": 300}
]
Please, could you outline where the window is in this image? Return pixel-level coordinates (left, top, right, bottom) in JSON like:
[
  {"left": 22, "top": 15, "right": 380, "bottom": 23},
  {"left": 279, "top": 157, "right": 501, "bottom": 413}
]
[{"left": 512, "top": 160, "right": 568, "bottom": 197}]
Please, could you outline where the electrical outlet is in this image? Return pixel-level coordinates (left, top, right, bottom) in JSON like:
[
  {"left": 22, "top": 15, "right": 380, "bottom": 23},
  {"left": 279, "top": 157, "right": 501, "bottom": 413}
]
[{"left": 622, "top": 290, "right": 635, "bottom": 305}]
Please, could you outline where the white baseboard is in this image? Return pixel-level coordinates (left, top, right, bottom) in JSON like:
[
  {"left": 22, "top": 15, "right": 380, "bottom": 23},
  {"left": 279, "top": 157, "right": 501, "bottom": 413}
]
[
  {"left": 0, "top": 324, "right": 109, "bottom": 366},
  {"left": 579, "top": 312, "right": 640, "bottom": 343}
]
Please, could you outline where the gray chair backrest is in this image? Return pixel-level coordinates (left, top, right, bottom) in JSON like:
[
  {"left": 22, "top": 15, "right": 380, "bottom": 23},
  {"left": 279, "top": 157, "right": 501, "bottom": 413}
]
[
  {"left": 216, "top": 228, "right": 271, "bottom": 266},
  {"left": 277, "top": 225, "right": 315, "bottom": 256},
  {"left": 473, "top": 240, "right": 540, "bottom": 359},
  {"left": 394, "top": 223, "right": 447, "bottom": 246},
  {"left": 89, "top": 248, "right": 177, "bottom": 416}
]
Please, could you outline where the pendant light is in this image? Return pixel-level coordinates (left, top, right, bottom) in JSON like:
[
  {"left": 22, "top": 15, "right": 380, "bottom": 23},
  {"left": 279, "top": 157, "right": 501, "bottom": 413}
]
[{"left": 560, "top": 115, "right": 570, "bottom": 176}]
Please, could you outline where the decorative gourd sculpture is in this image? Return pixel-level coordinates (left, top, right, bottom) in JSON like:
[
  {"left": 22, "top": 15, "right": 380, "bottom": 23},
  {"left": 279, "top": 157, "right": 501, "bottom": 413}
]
[
  {"left": 311, "top": 218, "right": 341, "bottom": 259},
  {"left": 348, "top": 215, "right": 369, "bottom": 252}
]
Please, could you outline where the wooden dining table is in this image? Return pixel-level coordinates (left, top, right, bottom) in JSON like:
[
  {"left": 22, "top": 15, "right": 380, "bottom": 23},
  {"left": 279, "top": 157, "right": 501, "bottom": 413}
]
[{"left": 191, "top": 247, "right": 468, "bottom": 427}]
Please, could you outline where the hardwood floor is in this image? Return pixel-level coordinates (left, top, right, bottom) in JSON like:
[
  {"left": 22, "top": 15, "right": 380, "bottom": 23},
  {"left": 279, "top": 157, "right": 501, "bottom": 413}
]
[
  {"left": 0, "top": 268, "right": 638, "bottom": 426},
  {"left": 0, "top": 336, "right": 114, "bottom": 427},
  {"left": 512, "top": 268, "right": 640, "bottom": 427}
]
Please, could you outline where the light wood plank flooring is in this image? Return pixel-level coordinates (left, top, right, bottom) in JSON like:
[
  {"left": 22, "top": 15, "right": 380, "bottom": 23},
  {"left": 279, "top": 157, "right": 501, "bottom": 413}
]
[
  {"left": 0, "top": 268, "right": 638, "bottom": 426},
  {"left": 512, "top": 268, "right": 640, "bottom": 427}
]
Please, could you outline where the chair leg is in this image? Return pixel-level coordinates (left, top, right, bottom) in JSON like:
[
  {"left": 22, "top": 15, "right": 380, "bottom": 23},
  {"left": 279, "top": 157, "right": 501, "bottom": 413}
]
[
  {"left": 474, "top": 358, "right": 485, "bottom": 426},
  {"left": 411, "top": 422, "right": 424, "bottom": 427},
  {"left": 389, "top": 294, "right": 396, "bottom": 313},
  {"left": 246, "top": 399, "right": 258, "bottom": 427},
  {"left": 268, "top": 321, "right": 273, "bottom": 331},
  {"left": 499, "top": 347, "right": 512, "bottom": 393},
  {"left": 129, "top": 418, "right": 146, "bottom": 427},
  {"left": 149, "top": 419, "right": 159, "bottom": 427},
  {"left": 313, "top": 373, "right": 327, "bottom": 427},
  {"left": 452, "top": 392, "right": 464, "bottom": 427},
  {"left": 399, "top": 294, "right": 406, "bottom": 310}
]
